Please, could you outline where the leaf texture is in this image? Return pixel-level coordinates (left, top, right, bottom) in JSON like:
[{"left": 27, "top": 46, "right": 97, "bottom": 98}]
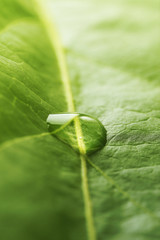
[
  {"left": 0, "top": 1, "right": 86, "bottom": 240},
  {"left": 46, "top": 0, "right": 160, "bottom": 239},
  {"left": 0, "top": 0, "right": 160, "bottom": 240}
]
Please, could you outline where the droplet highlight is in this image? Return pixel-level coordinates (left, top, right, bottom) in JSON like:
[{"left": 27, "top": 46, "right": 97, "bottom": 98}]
[{"left": 46, "top": 113, "right": 107, "bottom": 155}]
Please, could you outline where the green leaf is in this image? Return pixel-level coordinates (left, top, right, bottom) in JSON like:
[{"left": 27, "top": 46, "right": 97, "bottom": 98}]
[
  {"left": 0, "top": 1, "right": 86, "bottom": 239},
  {"left": 47, "top": 0, "right": 160, "bottom": 238},
  {"left": 0, "top": 0, "right": 160, "bottom": 240}
]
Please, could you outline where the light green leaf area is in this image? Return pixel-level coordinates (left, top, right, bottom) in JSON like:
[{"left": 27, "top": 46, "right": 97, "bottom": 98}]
[
  {"left": 47, "top": 0, "right": 160, "bottom": 239},
  {"left": 0, "top": 0, "right": 160, "bottom": 240}
]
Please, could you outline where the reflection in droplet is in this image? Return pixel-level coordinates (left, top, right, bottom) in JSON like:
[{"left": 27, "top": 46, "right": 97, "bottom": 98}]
[{"left": 46, "top": 113, "right": 107, "bottom": 155}]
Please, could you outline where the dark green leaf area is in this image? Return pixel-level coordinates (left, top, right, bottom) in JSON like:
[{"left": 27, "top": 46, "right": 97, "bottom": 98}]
[
  {"left": 0, "top": 0, "right": 66, "bottom": 144},
  {"left": 0, "top": 135, "right": 87, "bottom": 240}
]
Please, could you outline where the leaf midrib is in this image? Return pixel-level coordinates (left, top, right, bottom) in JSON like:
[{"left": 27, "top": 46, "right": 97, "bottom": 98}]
[{"left": 33, "top": 1, "right": 96, "bottom": 240}]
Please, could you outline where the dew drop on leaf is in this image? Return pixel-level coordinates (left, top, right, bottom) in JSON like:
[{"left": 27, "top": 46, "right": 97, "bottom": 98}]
[{"left": 46, "top": 113, "right": 107, "bottom": 155}]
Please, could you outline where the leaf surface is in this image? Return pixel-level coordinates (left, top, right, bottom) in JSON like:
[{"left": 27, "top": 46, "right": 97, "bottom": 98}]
[
  {"left": 0, "top": 1, "right": 86, "bottom": 240},
  {"left": 46, "top": 0, "right": 160, "bottom": 239},
  {"left": 0, "top": 0, "right": 160, "bottom": 240}
]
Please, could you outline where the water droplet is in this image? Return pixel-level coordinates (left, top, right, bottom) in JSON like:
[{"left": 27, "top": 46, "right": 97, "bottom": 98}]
[{"left": 46, "top": 113, "right": 107, "bottom": 155}]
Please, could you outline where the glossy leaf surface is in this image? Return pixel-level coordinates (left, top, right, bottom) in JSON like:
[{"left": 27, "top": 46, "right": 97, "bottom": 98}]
[{"left": 0, "top": 0, "right": 160, "bottom": 239}]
